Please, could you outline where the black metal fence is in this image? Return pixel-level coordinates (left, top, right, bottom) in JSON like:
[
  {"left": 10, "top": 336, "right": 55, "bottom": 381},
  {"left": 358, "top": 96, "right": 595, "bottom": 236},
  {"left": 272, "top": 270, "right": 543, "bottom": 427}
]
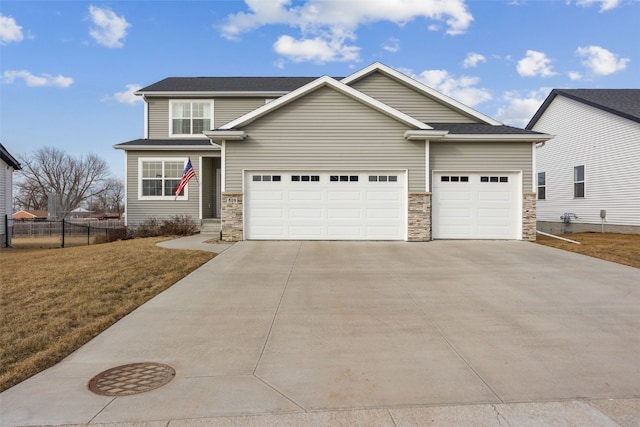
[{"left": 4, "top": 215, "right": 126, "bottom": 249}]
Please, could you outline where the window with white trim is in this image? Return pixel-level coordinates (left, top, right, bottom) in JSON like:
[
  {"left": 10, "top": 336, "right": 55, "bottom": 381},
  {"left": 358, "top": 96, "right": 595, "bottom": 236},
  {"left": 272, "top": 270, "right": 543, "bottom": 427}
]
[
  {"left": 170, "top": 100, "right": 213, "bottom": 136},
  {"left": 574, "top": 165, "right": 584, "bottom": 198},
  {"left": 537, "top": 172, "right": 546, "bottom": 200},
  {"left": 139, "top": 158, "right": 190, "bottom": 199}
]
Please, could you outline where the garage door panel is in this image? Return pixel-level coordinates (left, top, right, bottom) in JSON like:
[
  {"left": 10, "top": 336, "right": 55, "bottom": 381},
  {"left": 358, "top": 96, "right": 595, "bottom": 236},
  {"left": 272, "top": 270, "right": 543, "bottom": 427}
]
[
  {"left": 289, "top": 208, "right": 322, "bottom": 219},
  {"left": 246, "top": 171, "right": 405, "bottom": 240},
  {"left": 289, "top": 191, "right": 322, "bottom": 201},
  {"left": 478, "top": 208, "right": 512, "bottom": 218},
  {"left": 439, "top": 191, "right": 472, "bottom": 201},
  {"left": 478, "top": 191, "right": 511, "bottom": 201},
  {"left": 328, "top": 208, "right": 361, "bottom": 219}
]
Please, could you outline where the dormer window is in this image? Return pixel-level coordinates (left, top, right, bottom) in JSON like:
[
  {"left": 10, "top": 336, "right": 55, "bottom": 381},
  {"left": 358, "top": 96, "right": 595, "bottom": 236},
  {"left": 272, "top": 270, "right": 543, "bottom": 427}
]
[{"left": 170, "top": 100, "right": 213, "bottom": 137}]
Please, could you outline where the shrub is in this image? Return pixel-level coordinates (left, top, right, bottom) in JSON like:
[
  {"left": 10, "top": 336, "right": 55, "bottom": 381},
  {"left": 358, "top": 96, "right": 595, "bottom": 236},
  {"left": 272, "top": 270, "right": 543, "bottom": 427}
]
[{"left": 130, "top": 215, "right": 198, "bottom": 238}]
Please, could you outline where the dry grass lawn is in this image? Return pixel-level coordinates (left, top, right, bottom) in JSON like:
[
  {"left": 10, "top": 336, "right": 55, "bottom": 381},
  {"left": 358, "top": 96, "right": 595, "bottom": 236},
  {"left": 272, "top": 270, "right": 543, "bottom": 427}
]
[
  {"left": 0, "top": 237, "right": 215, "bottom": 392},
  {"left": 535, "top": 232, "right": 640, "bottom": 269}
]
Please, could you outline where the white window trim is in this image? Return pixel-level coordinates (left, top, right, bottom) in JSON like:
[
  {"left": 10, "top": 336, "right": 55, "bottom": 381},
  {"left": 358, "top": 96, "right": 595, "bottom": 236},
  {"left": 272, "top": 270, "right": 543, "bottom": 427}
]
[
  {"left": 138, "top": 157, "right": 190, "bottom": 201},
  {"left": 574, "top": 165, "right": 585, "bottom": 198},
  {"left": 537, "top": 171, "right": 546, "bottom": 200},
  {"left": 169, "top": 100, "right": 214, "bottom": 138}
]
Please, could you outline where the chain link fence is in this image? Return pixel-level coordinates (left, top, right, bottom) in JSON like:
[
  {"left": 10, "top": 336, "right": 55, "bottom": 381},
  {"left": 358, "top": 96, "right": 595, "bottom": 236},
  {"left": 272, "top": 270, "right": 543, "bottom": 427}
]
[{"left": 5, "top": 216, "right": 126, "bottom": 249}]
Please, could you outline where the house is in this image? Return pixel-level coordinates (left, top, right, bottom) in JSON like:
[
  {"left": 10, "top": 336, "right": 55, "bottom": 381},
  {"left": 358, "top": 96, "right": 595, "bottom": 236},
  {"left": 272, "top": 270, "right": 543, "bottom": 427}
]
[
  {"left": 115, "top": 62, "right": 551, "bottom": 242},
  {"left": 12, "top": 210, "right": 49, "bottom": 221},
  {"left": 1, "top": 143, "right": 22, "bottom": 247},
  {"left": 527, "top": 89, "right": 640, "bottom": 234}
]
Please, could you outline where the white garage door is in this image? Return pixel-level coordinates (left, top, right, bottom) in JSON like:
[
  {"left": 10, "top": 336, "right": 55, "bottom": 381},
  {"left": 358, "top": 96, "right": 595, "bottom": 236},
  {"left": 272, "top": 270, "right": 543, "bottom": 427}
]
[
  {"left": 432, "top": 172, "right": 520, "bottom": 239},
  {"left": 245, "top": 171, "right": 406, "bottom": 240}
]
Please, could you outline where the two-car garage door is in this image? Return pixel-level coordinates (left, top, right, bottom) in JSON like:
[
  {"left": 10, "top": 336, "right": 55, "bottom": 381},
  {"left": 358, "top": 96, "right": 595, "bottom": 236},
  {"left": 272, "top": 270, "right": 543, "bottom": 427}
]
[{"left": 245, "top": 171, "right": 406, "bottom": 240}]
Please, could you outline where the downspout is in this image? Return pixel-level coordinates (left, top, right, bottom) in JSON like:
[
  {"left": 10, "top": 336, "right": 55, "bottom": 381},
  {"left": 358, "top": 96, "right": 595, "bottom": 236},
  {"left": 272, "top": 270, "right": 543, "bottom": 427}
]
[{"left": 536, "top": 230, "right": 581, "bottom": 244}]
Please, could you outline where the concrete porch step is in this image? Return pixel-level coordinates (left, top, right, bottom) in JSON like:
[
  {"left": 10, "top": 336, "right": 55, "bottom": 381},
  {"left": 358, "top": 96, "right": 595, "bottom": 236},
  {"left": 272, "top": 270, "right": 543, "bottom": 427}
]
[{"left": 200, "top": 218, "right": 221, "bottom": 233}]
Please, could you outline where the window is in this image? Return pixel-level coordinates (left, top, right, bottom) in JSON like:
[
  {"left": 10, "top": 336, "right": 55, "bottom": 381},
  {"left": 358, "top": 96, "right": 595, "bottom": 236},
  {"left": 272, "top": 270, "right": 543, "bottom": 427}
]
[
  {"left": 537, "top": 172, "right": 546, "bottom": 200},
  {"left": 254, "top": 175, "right": 281, "bottom": 182},
  {"left": 441, "top": 176, "right": 469, "bottom": 182},
  {"left": 330, "top": 175, "right": 358, "bottom": 182},
  {"left": 574, "top": 165, "right": 585, "bottom": 198},
  {"left": 139, "top": 158, "right": 189, "bottom": 199},
  {"left": 481, "top": 176, "right": 508, "bottom": 183},
  {"left": 291, "top": 175, "right": 319, "bottom": 182},
  {"left": 370, "top": 175, "right": 398, "bottom": 182},
  {"left": 170, "top": 101, "right": 213, "bottom": 136}
]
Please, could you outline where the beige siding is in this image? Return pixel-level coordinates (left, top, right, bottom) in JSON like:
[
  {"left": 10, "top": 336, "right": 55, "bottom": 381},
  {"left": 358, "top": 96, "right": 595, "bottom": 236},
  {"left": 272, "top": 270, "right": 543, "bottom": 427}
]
[
  {"left": 126, "top": 151, "right": 215, "bottom": 225},
  {"left": 225, "top": 86, "right": 425, "bottom": 192},
  {"left": 350, "top": 71, "right": 478, "bottom": 123},
  {"left": 147, "top": 97, "right": 268, "bottom": 138},
  {"left": 215, "top": 98, "right": 268, "bottom": 128},
  {"left": 147, "top": 98, "right": 169, "bottom": 138},
  {"left": 430, "top": 141, "right": 533, "bottom": 192}
]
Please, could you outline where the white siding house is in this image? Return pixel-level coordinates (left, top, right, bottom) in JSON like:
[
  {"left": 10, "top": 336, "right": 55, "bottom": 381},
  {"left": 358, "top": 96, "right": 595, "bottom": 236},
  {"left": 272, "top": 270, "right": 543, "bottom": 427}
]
[
  {"left": 1, "top": 143, "right": 22, "bottom": 247},
  {"left": 528, "top": 89, "right": 640, "bottom": 234}
]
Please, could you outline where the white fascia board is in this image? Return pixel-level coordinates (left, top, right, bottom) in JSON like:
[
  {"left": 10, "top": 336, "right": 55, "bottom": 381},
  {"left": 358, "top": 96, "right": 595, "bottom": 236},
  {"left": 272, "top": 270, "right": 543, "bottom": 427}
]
[
  {"left": 220, "top": 75, "right": 431, "bottom": 131},
  {"left": 404, "top": 130, "right": 449, "bottom": 140},
  {"left": 134, "top": 91, "right": 290, "bottom": 98},
  {"left": 342, "top": 62, "right": 502, "bottom": 126},
  {"left": 113, "top": 144, "right": 221, "bottom": 151},
  {"left": 442, "top": 133, "right": 554, "bottom": 142},
  {"left": 203, "top": 130, "right": 247, "bottom": 142}
]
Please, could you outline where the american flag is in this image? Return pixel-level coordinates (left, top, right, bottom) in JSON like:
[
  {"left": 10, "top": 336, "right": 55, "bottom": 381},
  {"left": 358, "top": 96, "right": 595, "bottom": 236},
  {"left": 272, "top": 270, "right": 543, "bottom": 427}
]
[{"left": 174, "top": 158, "right": 195, "bottom": 199}]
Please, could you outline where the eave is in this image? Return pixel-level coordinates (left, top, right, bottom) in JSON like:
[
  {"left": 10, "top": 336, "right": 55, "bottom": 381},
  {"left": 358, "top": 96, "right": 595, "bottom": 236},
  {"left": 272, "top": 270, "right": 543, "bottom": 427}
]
[
  {"left": 203, "top": 130, "right": 248, "bottom": 143},
  {"left": 136, "top": 91, "right": 290, "bottom": 98}
]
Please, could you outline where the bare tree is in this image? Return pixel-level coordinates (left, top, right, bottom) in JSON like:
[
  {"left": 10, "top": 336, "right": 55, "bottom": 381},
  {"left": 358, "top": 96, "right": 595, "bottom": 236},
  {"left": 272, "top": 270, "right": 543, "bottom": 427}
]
[
  {"left": 16, "top": 147, "right": 110, "bottom": 218},
  {"left": 93, "top": 178, "right": 124, "bottom": 216}
]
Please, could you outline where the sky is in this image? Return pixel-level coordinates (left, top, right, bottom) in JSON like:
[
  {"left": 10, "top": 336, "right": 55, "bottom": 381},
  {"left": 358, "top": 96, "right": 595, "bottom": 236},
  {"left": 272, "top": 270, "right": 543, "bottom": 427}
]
[{"left": 1, "top": 0, "right": 638, "bottom": 179}]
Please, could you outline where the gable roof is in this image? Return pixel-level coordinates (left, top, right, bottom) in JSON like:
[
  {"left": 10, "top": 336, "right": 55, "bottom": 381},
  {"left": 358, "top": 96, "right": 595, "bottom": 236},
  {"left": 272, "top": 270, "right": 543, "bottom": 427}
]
[
  {"left": 527, "top": 89, "right": 640, "bottom": 129},
  {"left": 341, "top": 62, "right": 502, "bottom": 126},
  {"left": 136, "top": 77, "right": 339, "bottom": 96},
  {"left": 0, "top": 143, "right": 21, "bottom": 170},
  {"left": 211, "top": 75, "right": 432, "bottom": 133}
]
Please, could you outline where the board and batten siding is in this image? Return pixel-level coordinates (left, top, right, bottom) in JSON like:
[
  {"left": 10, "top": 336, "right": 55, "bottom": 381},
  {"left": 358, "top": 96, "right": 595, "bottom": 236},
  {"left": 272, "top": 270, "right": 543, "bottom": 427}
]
[
  {"left": 125, "top": 151, "right": 204, "bottom": 226},
  {"left": 429, "top": 141, "right": 533, "bottom": 192},
  {"left": 349, "top": 71, "right": 478, "bottom": 124},
  {"left": 147, "top": 97, "right": 270, "bottom": 138},
  {"left": 224, "top": 86, "right": 425, "bottom": 192},
  {"left": 533, "top": 95, "right": 640, "bottom": 227}
]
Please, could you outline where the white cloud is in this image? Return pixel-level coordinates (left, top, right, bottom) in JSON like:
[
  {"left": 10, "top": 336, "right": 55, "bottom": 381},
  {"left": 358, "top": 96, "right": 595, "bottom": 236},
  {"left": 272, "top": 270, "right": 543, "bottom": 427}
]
[
  {"left": 221, "top": 0, "right": 473, "bottom": 63},
  {"left": 517, "top": 50, "right": 556, "bottom": 77},
  {"left": 402, "top": 68, "right": 492, "bottom": 107},
  {"left": 274, "top": 35, "right": 360, "bottom": 63},
  {"left": 568, "top": 71, "right": 583, "bottom": 80},
  {"left": 0, "top": 14, "right": 23, "bottom": 45},
  {"left": 2, "top": 70, "right": 73, "bottom": 87},
  {"left": 382, "top": 37, "right": 400, "bottom": 53},
  {"left": 102, "top": 84, "right": 143, "bottom": 104},
  {"left": 88, "top": 5, "right": 130, "bottom": 48},
  {"left": 463, "top": 52, "right": 486, "bottom": 68},
  {"left": 574, "top": 0, "right": 621, "bottom": 12},
  {"left": 576, "top": 45, "right": 629, "bottom": 75},
  {"left": 495, "top": 89, "right": 550, "bottom": 127}
]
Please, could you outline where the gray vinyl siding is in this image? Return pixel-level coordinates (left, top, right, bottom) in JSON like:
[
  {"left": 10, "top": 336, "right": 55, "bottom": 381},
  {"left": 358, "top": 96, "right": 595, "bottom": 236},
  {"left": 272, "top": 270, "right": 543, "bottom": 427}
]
[
  {"left": 225, "top": 86, "right": 425, "bottom": 192},
  {"left": 350, "top": 72, "right": 478, "bottom": 123},
  {"left": 214, "top": 98, "right": 268, "bottom": 128},
  {"left": 147, "top": 97, "right": 269, "bottom": 138},
  {"left": 147, "top": 98, "right": 169, "bottom": 139},
  {"left": 430, "top": 141, "right": 533, "bottom": 192},
  {"left": 126, "top": 150, "right": 206, "bottom": 226}
]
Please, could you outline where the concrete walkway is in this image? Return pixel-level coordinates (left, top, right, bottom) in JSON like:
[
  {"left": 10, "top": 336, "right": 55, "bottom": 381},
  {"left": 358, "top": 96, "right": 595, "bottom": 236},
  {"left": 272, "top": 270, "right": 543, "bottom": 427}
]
[{"left": 1, "top": 239, "right": 639, "bottom": 426}]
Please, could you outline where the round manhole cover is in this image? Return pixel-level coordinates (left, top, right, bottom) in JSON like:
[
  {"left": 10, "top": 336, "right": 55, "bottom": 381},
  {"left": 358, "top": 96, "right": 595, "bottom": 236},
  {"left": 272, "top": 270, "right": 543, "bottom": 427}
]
[{"left": 88, "top": 362, "right": 175, "bottom": 396}]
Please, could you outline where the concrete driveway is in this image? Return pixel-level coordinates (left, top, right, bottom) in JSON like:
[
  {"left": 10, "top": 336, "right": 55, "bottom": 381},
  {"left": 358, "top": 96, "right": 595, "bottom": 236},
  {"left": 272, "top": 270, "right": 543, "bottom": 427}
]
[{"left": 2, "top": 240, "right": 639, "bottom": 426}]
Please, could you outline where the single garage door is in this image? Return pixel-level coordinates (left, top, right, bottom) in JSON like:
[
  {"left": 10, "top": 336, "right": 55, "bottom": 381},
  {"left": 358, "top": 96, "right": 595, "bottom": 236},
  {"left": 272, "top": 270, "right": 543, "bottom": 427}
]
[
  {"left": 432, "top": 172, "right": 520, "bottom": 239},
  {"left": 245, "top": 171, "right": 406, "bottom": 240}
]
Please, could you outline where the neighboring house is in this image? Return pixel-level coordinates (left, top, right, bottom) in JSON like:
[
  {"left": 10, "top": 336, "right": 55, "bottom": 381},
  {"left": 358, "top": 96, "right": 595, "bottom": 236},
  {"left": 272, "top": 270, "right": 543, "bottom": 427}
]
[
  {"left": 12, "top": 210, "right": 49, "bottom": 221},
  {"left": 527, "top": 89, "right": 640, "bottom": 234},
  {"left": 1, "top": 143, "right": 22, "bottom": 247},
  {"left": 115, "top": 62, "right": 551, "bottom": 242}
]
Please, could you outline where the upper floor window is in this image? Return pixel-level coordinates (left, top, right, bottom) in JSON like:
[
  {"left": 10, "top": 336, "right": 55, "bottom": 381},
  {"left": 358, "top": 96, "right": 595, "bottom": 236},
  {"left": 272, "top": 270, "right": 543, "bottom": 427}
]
[
  {"left": 170, "top": 101, "right": 213, "bottom": 136},
  {"left": 139, "top": 158, "right": 190, "bottom": 199},
  {"left": 537, "top": 172, "right": 546, "bottom": 200},
  {"left": 574, "top": 165, "right": 585, "bottom": 198}
]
